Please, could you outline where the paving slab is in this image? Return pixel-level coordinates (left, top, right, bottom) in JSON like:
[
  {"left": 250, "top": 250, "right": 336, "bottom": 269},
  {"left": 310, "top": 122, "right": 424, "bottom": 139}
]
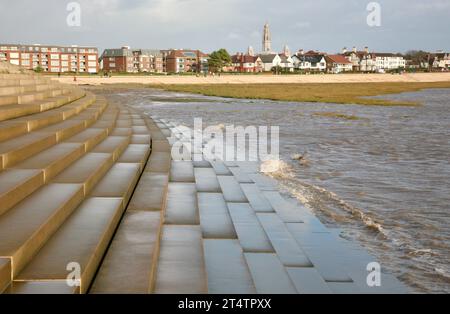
[
  {"left": 126, "top": 172, "right": 169, "bottom": 212},
  {"left": 145, "top": 152, "right": 171, "bottom": 173},
  {"left": 244, "top": 253, "right": 297, "bottom": 294},
  {"left": 90, "top": 210, "right": 162, "bottom": 294},
  {"left": 165, "top": 183, "right": 199, "bottom": 225},
  {"left": 203, "top": 239, "right": 256, "bottom": 294},
  {"left": 4, "top": 281, "right": 77, "bottom": 294},
  {"left": 155, "top": 225, "right": 207, "bottom": 294},
  {"left": 217, "top": 176, "right": 248, "bottom": 203},
  {"left": 65, "top": 128, "right": 108, "bottom": 152},
  {"left": 210, "top": 161, "right": 232, "bottom": 176},
  {"left": 92, "top": 136, "right": 130, "bottom": 162},
  {"left": 198, "top": 193, "right": 237, "bottom": 239},
  {"left": 240, "top": 184, "right": 274, "bottom": 213},
  {"left": 257, "top": 213, "right": 313, "bottom": 267},
  {"left": 262, "top": 191, "right": 304, "bottom": 223},
  {"left": 194, "top": 168, "right": 221, "bottom": 192},
  {"left": 286, "top": 267, "right": 332, "bottom": 294},
  {"left": 131, "top": 134, "right": 151, "bottom": 145},
  {"left": 248, "top": 173, "right": 279, "bottom": 191},
  {"left": 118, "top": 144, "right": 151, "bottom": 168},
  {"left": 170, "top": 161, "right": 195, "bottom": 182},
  {"left": 227, "top": 203, "right": 274, "bottom": 253}
]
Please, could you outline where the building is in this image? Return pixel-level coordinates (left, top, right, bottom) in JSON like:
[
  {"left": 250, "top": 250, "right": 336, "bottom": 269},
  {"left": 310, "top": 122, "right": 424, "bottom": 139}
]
[
  {"left": 431, "top": 52, "right": 450, "bottom": 70},
  {"left": 100, "top": 47, "right": 164, "bottom": 73},
  {"left": 231, "top": 53, "right": 263, "bottom": 73},
  {"left": 279, "top": 54, "right": 294, "bottom": 72},
  {"left": 0, "top": 43, "right": 99, "bottom": 73},
  {"left": 341, "top": 47, "right": 377, "bottom": 72},
  {"left": 325, "top": 54, "right": 353, "bottom": 73},
  {"left": 373, "top": 53, "right": 406, "bottom": 72},
  {"left": 262, "top": 23, "right": 273, "bottom": 54},
  {"left": 259, "top": 54, "right": 281, "bottom": 72},
  {"left": 292, "top": 53, "right": 327, "bottom": 72},
  {"left": 165, "top": 49, "right": 209, "bottom": 74}
]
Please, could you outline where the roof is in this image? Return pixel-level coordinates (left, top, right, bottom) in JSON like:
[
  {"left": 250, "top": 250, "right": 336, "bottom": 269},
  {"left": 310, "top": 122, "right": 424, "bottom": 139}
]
[
  {"left": 326, "top": 54, "right": 352, "bottom": 64},
  {"left": 232, "top": 54, "right": 258, "bottom": 63},
  {"left": 259, "top": 54, "right": 278, "bottom": 63},
  {"left": 101, "top": 48, "right": 133, "bottom": 58},
  {"left": 293, "top": 54, "right": 325, "bottom": 63},
  {"left": 167, "top": 50, "right": 208, "bottom": 59}
]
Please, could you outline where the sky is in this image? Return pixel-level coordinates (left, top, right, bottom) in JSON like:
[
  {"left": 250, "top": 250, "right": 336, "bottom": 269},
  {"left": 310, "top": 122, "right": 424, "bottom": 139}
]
[{"left": 1, "top": 0, "right": 449, "bottom": 54}]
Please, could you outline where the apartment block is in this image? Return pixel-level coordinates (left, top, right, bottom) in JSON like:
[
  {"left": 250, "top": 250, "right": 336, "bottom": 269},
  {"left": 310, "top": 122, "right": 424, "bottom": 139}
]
[
  {"left": 164, "top": 49, "right": 209, "bottom": 74},
  {"left": 0, "top": 44, "right": 99, "bottom": 73},
  {"left": 100, "top": 47, "right": 164, "bottom": 73}
]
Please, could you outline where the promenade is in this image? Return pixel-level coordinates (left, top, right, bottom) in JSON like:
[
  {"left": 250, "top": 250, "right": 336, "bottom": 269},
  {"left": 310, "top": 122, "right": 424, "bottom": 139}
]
[{"left": 0, "top": 67, "right": 408, "bottom": 294}]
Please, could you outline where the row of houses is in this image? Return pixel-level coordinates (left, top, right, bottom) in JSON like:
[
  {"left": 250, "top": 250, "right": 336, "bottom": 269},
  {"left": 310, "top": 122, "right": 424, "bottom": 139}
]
[{"left": 1, "top": 43, "right": 448, "bottom": 74}]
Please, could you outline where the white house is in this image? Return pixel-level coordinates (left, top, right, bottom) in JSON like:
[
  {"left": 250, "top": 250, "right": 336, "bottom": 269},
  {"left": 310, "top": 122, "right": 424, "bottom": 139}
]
[
  {"left": 291, "top": 54, "right": 327, "bottom": 72},
  {"left": 341, "top": 47, "right": 377, "bottom": 72},
  {"left": 374, "top": 53, "right": 406, "bottom": 71},
  {"left": 279, "top": 54, "right": 294, "bottom": 72},
  {"left": 259, "top": 54, "right": 281, "bottom": 72},
  {"left": 325, "top": 55, "right": 353, "bottom": 73}
]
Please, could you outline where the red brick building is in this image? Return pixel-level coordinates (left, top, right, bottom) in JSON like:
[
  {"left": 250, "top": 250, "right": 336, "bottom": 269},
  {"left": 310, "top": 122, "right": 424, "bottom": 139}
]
[
  {"left": 231, "top": 53, "right": 263, "bottom": 72},
  {"left": 100, "top": 47, "right": 164, "bottom": 73},
  {"left": 164, "top": 50, "right": 209, "bottom": 73},
  {"left": 0, "top": 44, "right": 99, "bottom": 73}
]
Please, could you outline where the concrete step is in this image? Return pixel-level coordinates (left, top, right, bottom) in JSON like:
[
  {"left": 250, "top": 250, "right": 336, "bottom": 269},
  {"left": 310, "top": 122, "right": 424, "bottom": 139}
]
[
  {"left": 90, "top": 210, "right": 162, "bottom": 294},
  {"left": 170, "top": 161, "right": 195, "bottom": 183},
  {"left": 92, "top": 136, "right": 130, "bottom": 162},
  {"left": 154, "top": 225, "right": 207, "bottom": 294},
  {"left": 194, "top": 168, "right": 221, "bottom": 193},
  {"left": 0, "top": 183, "right": 84, "bottom": 277},
  {"left": 217, "top": 176, "right": 248, "bottom": 203},
  {"left": 0, "top": 83, "right": 64, "bottom": 97},
  {"left": 210, "top": 161, "right": 232, "bottom": 176},
  {"left": 111, "top": 128, "right": 132, "bottom": 137},
  {"left": 145, "top": 152, "right": 171, "bottom": 173},
  {"left": 127, "top": 172, "right": 169, "bottom": 212},
  {"left": 228, "top": 167, "right": 254, "bottom": 183},
  {"left": 131, "top": 134, "right": 151, "bottom": 145},
  {"left": 203, "top": 239, "right": 256, "bottom": 294},
  {"left": 53, "top": 153, "right": 114, "bottom": 196},
  {"left": 198, "top": 193, "right": 237, "bottom": 239},
  {"left": 91, "top": 163, "right": 142, "bottom": 209},
  {"left": 65, "top": 128, "right": 108, "bottom": 152},
  {"left": 117, "top": 144, "right": 151, "bottom": 169},
  {"left": 244, "top": 253, "right": 297, "bottom": 294},
  {"left": 39, "top": 119, "right": 87, "bottom": 142},
  {"left": 3, "top": 281, "right": 77, "bottom": 294},
  {"left": 0, "top": 259, "right": 11, "bottom": 294},
  {"left": 165, "top": 183, "right": 199, "bottom": 225},
  {"left": 13, "top": 143, "right": 85, "bottom": 183},
  {"left": 227, "top": 203, "right": 274, "bottom": 253},
  {"left": 0, "top": 88, "right": 69, "bottom": 107},
  {"left": 257, "top": 213, "right": 313, "bottom": 267},
  {"left": 0, "top": 131, "right": 57, "bottom": 170},
  {"left": 152, "top": 140, "right": 171, "bottom": 153},
  {"left": 0, "top": 121, "right": 28, "bottom": 142},
  {"left": 16, "top": 197, "right": 124, "bottom": 294},
  {"left": 240, "top": 184, "right": 274, "bottom": 213},
  {"left": 286, "top": 267, "right": 332, "bottom": 294},
  {"left": 0, "top": 169, "right": 44, "bottom": 217}
]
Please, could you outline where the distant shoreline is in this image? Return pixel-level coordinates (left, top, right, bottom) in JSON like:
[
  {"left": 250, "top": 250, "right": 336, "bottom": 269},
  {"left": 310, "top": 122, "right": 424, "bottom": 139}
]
[{"left": 54, "top": 72, "right": 450, "bottom": 86}]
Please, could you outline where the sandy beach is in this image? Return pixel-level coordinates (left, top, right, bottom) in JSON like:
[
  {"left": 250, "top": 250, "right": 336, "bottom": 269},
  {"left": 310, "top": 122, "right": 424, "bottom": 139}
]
[{"left": 54, "top": 72, "right": 450, "bottom": 86}]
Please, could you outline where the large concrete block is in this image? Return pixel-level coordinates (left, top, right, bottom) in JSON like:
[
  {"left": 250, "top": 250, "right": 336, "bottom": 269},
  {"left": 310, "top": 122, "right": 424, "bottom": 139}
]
[
  {"left": 194, "top": 168, "right": 221, "bottom": 193},
  {"left": 262, "top": 191, "right": 305, "bottom": 223},
  {"left": 90, "top": 210, "right": 162, "bottom": 294},
  {"left": 110, "top": 128, "right": 132, "bottom": 137},
  {"left": 229, "top": 167, "right": 254, "bottom": 183},
  {"left": 143, "top": 153, "right": 170, "bottom": 174},
  {"left": 244, "top": 253, "right": 297, "bottom": 294},
  {"left": 257, "top": 214, "right": 313, "bottom": 267},
  {"left": 203, "top": 239, "right": 256, "bottom": 294},
  {"left": 240, "top": 184, "right": 274, "bottom": 213},
  {"left": 13, "top": 110, "right": 64, "bottom": 131},
  {"left": 0, "top": 183, "right": 84, "bottom": 277},
  {"left": 39, "top": 119, "right": 86, "bottom": 142},
  {"left": 91, "top": 163, "right": 141, "bottom": 208},
  {"left": 165, "top": 183, "right": 198, "bottom": 225},
  {"left": 0, "top": 169, "right": 44, "bottom": 216},
  {"left": 198, "top": 193, "right": 237, "bottom": 239},
  {"left": 127, "top": 172, "right": 169, "bottom": 212},
  {"left": 4, "top": 281, "right": 77, "bottom": 294},
  {"left": 217, "top": 176, "right": 248, "bottom": 203},
  {"left": 227, "top": 203, "right": 274, "bottom": 253},
  {"left": 210, "top": 161, "right": 232, "bottom": 176},
  {"left": 0, "top": 103, "right": 42, "bottom": 121},
  {"left": 0, "top": 121, "right": 28, "bottom": 142},
  {"left": 154, "top": 225, "right": 207, "bottom": 294},
  {"left": 14, "top": 142, "right": 84, "bottom": 182},
  {"left": 131, "top": 134, "right": 151, "bottom": 145},
  {"left": 170, "top": 161, "right": 195, "bottom": 183},
  {"left": 286, "top": 267, "right": 332, "bottom": 294},
  {"left": 53, "top": 153, "right": 114, "bottom": 195},
  {"left": 152, "top": 140, "right": 171, "bottom": 153},
  {"left": 17, "top": 197, "right": 124, "bottom": 294}
]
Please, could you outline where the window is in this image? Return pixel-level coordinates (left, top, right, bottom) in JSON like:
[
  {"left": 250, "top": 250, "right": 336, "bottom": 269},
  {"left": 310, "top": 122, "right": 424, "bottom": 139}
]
[
  {"left": 21, "top": 60, "right": 30, "bottom": 66},
  {"left": 51, "top": 60, "right": 60, "bottom": 66},
  {"left": 88, "top": 55, "right": 97, "bottom": 61},
  {"left": 61, "top": 54, "right": 69, "bottom": 60},
  {"left": 21, "top": 53, "right": 30, "bottom": 59},
  {"left": 50, "top": 54, "right": 59, "bottom": 60},
  {"left": 88, "top": 61, "right": 97, "bottom": 67},
  {"left": 10, "top": 53, "right": 19, "bottom": 59},
  {"left": 61, "top": 61, "right": 69, "bottom": 67}
]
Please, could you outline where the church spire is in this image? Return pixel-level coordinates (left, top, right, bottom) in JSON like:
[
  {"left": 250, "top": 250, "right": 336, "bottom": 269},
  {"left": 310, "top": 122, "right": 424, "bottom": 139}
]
[{"left": 262, "top": 22, "right": 272, "bottom": 54}]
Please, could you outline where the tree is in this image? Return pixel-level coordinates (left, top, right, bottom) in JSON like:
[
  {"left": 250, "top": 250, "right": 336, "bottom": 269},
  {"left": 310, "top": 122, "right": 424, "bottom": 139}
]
[{"left": 208, "top": 49, "right": 231, "bottom": 73}]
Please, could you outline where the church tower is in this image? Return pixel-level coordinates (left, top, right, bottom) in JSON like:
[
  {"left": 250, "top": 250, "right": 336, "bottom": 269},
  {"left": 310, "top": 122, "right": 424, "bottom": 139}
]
[
  {"left": 262, "top": 22, "right": 272, "bottom": 54},
  {"left": 247, "top": 46, "right": 255, "bottom": 57}
]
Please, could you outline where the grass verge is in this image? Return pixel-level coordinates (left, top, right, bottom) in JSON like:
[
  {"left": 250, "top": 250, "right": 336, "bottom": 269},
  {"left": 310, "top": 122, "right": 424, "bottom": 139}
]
[{"left": 155, "top": 82, "right": 450, "bottom": 106}]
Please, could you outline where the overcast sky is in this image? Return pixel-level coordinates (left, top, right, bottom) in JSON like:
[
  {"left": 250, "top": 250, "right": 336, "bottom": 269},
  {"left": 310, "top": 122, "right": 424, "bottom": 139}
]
[{"left": 1, "top": 0, "right": 449, "bottom": 54}]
